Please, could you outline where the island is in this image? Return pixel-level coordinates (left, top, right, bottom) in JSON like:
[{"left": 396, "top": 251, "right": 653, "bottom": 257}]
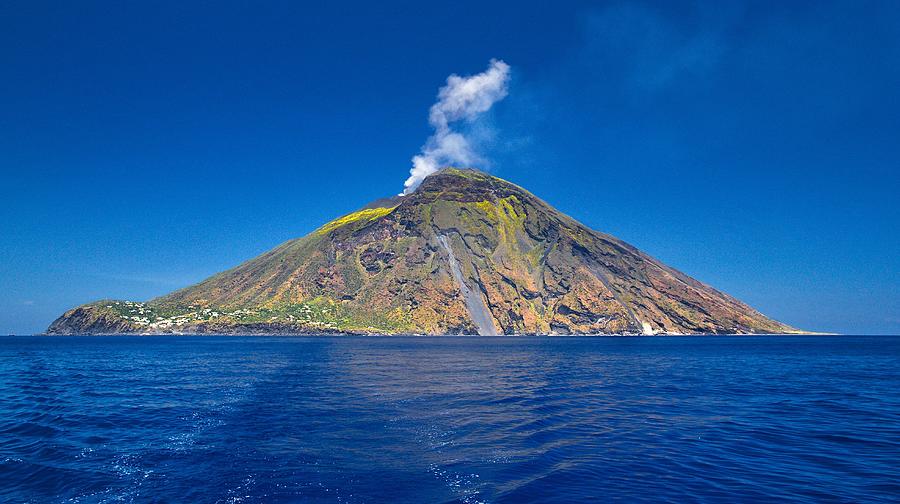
[{"left": 48, "top": 169, "right": 803, "bottom": 335}]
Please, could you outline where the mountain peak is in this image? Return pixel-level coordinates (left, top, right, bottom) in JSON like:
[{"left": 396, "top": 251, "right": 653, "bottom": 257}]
[
  {"left": 405, "top": 167, "right": 531, "bottom": 206},
  {"left": 429, "top": 167, "right": 515, "bottom": 186}
]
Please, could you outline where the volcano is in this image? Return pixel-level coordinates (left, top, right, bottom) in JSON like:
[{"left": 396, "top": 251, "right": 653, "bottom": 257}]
[{"left": 48, "top": 169, "right": 800, "bottom": 335}]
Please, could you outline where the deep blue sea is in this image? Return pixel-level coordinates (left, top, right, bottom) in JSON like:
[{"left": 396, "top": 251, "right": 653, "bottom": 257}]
[{"left": 0, "top": 336, "right": 898, "bottom": 503}]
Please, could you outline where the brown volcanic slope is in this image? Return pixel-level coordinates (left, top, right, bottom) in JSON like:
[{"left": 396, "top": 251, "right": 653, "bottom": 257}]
[{"left": 48, "top": 168, "right": 800, "bottom": 335}]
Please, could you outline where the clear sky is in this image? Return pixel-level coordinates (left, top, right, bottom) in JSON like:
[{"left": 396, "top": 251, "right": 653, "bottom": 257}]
[{"left": 1, "top": 1, "right": 898, "bottom": 334}]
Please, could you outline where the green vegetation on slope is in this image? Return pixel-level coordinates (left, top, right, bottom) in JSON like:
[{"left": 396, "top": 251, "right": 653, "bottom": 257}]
[{"left": 316, "top": 206, "right": 397, "bottom": 236}]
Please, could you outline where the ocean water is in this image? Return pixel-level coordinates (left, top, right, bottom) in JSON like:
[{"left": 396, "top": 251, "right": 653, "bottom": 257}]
[{"left": 0, "top": 336, "right": 898, "bottom": 503}]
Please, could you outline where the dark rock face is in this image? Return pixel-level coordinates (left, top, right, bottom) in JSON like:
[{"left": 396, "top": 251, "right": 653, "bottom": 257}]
[
  {"left": 47, "top": 306, "right": 138, "bottom": 335},
  {"left": 47, "top": 169, "right": 800, "bottom": 335}
]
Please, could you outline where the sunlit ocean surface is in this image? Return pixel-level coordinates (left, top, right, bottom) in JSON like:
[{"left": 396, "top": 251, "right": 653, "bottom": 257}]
[{"left": 0, "top": 335, "right": 898, "bottom": 503}]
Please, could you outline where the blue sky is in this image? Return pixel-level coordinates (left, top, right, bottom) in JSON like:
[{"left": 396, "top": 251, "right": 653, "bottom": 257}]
[{"left": 1, "top": 0, "right": 898, "bottom": 334}]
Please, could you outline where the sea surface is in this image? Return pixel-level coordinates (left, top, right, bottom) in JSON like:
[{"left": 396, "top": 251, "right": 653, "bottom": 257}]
[{"left": 0, "top": 336, "right": 898, "bottom": 503}]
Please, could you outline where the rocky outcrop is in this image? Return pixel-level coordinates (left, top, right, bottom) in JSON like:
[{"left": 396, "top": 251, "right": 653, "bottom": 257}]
[
  {"left": 47, "top": 168, "right": 802, "bottom": 335},
  {"left": 47, "top": 305, "right": 139, "bottom": 335}
]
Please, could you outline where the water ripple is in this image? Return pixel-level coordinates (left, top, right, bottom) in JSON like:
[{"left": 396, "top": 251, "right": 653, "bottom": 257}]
[{"left": 0, "top": 335, "right": 897, "bottom": 503}]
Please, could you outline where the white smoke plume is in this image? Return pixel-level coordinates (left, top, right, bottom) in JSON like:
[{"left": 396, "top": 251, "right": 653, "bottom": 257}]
[{"left": 402, "top": 59, "right": 510, "bottom": 194}]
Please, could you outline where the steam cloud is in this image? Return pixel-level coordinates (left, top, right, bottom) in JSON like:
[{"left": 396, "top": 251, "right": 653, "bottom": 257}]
[{"left": 402, "top": 59, "right": 510, "bottom": 194}]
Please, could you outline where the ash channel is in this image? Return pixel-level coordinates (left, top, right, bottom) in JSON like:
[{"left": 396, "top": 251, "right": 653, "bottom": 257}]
[{"left": 436, "top": 234, "right": 499, "bottom": 336}]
